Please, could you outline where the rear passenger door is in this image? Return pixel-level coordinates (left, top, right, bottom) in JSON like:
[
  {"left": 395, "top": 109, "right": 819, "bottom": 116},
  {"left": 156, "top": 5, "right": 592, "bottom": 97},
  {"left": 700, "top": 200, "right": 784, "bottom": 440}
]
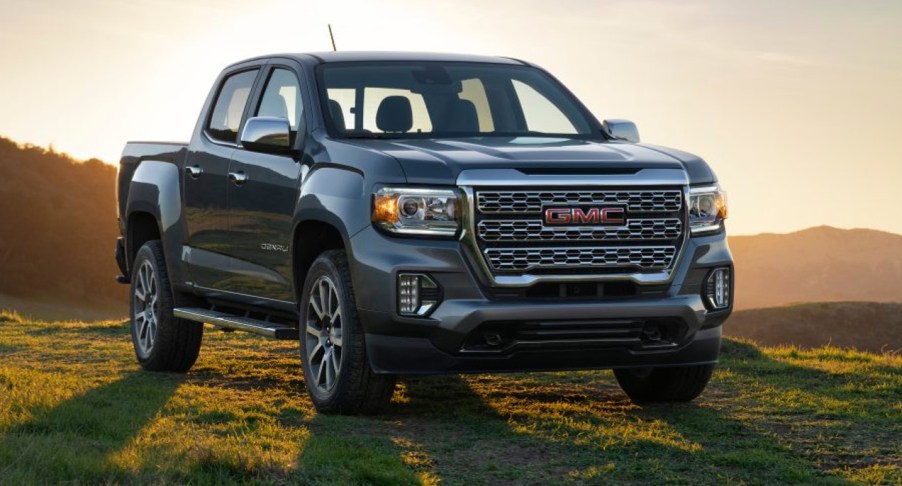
[
  {"left": 222, "top": 64, "right": 306, "bottom": 303},
  {"left": 184, "top": 67, "right": 260, "bottom": 291}
]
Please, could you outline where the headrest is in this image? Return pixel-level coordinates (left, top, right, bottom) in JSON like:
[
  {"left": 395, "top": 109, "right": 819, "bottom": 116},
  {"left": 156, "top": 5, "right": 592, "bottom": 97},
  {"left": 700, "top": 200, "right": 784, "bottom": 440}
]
[
  {"left": 260, "top": 93, "right": 289, "bottom": 120},
  {"left": 446, "top": 99, "right": 479, "bottom": 133},
  {"left": 328, "top": 99, "right": 346, "bottom": 131},
  {"left": 376, "top": 96, "right": 413, "bottom": 133}
]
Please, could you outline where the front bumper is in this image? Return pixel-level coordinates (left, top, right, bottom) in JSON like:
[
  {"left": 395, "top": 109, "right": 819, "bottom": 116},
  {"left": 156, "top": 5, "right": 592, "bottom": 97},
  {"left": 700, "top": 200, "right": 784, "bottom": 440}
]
[{"left": 350, "top": 226, "right": 733, "bottom": 374}]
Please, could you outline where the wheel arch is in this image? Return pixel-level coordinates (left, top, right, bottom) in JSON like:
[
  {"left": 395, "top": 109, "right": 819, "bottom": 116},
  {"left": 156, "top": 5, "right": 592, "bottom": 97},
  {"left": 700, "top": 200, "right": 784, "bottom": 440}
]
[
  {"left": 124, "top": 159, "right": 186, "bottom": 286},
  {"left": 292, "top": 218, "right": 350, "bottom": 304}
]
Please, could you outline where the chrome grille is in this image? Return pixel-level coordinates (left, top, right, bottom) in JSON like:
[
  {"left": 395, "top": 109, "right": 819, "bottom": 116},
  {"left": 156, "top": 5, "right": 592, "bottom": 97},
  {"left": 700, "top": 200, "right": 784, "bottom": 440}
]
[
  {"left": 473, "top": 187, "right": 686, "bottom": 276},
  {"left": 478, "top": 218, "right": 682, "bottom": 242},
  {"left": 485, "top": 246, "right": 677, "bottom": 272},
  {"left": 477, "top": 189, "right": 682, "bottom": 214}
]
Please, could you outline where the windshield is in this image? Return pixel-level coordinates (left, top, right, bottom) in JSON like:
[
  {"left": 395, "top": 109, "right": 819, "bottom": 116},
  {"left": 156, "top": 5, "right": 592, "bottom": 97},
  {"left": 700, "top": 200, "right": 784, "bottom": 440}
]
[{"left": 317, "top": 62, "right": 597, "bottom": 139}]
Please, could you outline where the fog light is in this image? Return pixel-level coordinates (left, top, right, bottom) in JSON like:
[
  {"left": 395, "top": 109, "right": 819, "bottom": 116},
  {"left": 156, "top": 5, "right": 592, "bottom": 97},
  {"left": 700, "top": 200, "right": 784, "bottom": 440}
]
[
  {"left": 398, "top": 273, "right": 441, "bottom": 316},
  {"left": 704, "top": 267, "right": 731, "bottom": 310}
]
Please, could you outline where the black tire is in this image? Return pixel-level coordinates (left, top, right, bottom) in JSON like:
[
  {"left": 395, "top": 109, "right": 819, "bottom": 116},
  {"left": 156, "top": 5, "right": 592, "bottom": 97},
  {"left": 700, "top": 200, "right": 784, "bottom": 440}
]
[
  {"left": 614, "top": 364, "right": 715, "bottom": 403},
  {"left": 299, "top": 250, "right": 396, "bottom": 414},
  {"left": 129, "top": 240, "right": 203, "bottom": 372}
]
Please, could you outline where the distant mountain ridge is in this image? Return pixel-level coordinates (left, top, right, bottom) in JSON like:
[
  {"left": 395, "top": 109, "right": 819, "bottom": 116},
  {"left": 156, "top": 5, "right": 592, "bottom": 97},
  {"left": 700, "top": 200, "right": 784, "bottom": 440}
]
[
  {"left": 730, "top": 226, "right": 902, "bottom": 309},
  {"left": 725, "top": 302, "right": 901, "bottom": 353}
]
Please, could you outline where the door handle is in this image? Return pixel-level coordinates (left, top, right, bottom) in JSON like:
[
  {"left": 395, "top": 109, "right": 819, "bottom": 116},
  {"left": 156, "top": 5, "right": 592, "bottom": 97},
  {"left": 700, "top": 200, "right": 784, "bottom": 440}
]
[
  {"left": 185, "top": 165, "right": 203, "bottom": 178},
  {"left": 229, "top": 171, "right": 248, "bottom": 186}
]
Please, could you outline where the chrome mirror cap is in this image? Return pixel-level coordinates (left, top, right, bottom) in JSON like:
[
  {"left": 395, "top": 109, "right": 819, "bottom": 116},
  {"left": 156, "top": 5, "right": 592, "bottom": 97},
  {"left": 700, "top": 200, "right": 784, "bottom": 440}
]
[
  {"left": 240, "top": 116, "right": 291, "bottom": 153},
  {"left": 603, "top": 119, "right": 640, "bottom": 143}
]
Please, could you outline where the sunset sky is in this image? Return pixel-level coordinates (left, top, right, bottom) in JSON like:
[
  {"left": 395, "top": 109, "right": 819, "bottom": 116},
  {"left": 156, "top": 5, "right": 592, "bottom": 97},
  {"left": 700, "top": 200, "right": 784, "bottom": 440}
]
[{"left": 0, "top": 0, "right": 900, "bottom": 236}]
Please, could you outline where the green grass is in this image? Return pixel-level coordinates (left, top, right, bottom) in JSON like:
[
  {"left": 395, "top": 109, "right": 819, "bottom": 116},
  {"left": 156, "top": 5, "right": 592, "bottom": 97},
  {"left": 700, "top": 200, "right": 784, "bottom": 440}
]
[{"left": 0, "top": 308, "right": 900, "bottom": 485}]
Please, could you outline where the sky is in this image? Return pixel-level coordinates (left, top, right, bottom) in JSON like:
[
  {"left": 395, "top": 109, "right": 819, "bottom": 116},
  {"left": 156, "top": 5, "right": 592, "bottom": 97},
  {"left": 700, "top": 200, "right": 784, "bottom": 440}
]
[{"left": 0, "top": 0, "right": 900, "bottom": 236}]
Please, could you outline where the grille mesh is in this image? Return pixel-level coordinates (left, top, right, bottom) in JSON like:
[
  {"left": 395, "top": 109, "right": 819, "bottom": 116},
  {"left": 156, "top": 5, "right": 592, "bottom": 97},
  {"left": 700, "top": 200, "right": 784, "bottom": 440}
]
[
  {"left": 474, "top": 187, "right": 685, "bottom": 275},
  {"left": 477, "top": 190, "right": 682, "bottom": 214},
  {"left": 484, "top": 246, "right": 677, "bottom": 272},
  {"left": 478, "top": 218, "right": 681, "bottom": 242}
]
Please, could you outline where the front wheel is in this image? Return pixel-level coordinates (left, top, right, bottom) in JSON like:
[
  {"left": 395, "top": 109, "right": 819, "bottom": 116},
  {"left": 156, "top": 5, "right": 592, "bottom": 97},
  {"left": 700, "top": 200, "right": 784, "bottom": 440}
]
[
  {"left": 299, "top": 250, "right": 396, "bottom": 414},
  {"left": 130, "top": 240, "right": 203, "bottom": 372},
  {"left": 614, "top": 364, "right": 715, "bottom": 403}
]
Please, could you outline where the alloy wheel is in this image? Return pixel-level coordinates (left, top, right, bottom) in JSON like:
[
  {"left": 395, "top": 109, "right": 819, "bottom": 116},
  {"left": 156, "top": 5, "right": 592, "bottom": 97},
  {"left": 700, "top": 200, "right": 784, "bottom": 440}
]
[
  {"left": 133, "top": 260, "right": 159, "bottom": 357},
  {"left": 305, "top": 275, "right": 343, "bottom": 392}
]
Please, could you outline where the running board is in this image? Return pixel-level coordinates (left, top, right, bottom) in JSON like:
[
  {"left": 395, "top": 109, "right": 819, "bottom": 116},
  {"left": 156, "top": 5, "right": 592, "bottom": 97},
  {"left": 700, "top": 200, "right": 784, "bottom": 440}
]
[{"left": 173, "top": 308, "right": 299, "bottom": 340}]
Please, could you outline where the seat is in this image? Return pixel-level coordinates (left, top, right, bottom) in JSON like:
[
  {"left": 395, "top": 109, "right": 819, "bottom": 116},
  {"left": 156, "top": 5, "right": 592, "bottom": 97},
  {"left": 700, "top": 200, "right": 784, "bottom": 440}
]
[
  {"left": 376, "top": 96, "right": 413, "bottom": 133},
  {"left": 259, "top": 93, "right": 289, "bottom": 120},
  {"left": 328, "top": 99, "right": 346, "bottom": 131},
  {"left": 445, "top": 99, "right": 479, "bottom": 133}
]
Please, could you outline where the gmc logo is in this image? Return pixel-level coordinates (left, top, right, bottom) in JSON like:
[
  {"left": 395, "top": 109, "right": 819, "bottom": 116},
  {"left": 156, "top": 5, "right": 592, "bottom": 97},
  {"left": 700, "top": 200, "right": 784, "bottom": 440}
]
[{"left": 544, "top": 206, "right": 626, "bottom": 226}]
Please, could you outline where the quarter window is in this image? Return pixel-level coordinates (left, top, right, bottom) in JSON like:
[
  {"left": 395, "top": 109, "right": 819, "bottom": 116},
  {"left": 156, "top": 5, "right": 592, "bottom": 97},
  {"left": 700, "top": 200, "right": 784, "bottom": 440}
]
[{"left": 207, "top": 70, "right": 259, "bottom": 143}]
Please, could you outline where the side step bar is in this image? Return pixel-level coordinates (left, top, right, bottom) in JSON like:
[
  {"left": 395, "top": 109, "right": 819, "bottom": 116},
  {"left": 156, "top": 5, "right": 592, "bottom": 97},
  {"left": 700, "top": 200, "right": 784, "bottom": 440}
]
[{"left": 173, "top": 307, "right": 299, "bottom": 340}]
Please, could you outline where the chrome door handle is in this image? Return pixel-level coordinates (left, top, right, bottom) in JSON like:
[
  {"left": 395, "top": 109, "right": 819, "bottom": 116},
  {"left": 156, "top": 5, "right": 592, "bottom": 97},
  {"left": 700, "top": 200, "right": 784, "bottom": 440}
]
[
  {"left": 185, "top": 165, "right": 203, "bottom": 178},
  {"left": 229, "top": 171, "right": 248, "bottom": 186}
]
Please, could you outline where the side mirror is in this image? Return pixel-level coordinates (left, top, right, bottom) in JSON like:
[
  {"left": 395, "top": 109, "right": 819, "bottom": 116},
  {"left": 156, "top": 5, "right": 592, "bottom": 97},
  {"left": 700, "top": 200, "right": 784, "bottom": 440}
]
[
  {"left": 241, "top": 116, "right": 292, "bottom": 154},
  {"left": 603, "top": 119, "right": 640, "bottom": 143}
]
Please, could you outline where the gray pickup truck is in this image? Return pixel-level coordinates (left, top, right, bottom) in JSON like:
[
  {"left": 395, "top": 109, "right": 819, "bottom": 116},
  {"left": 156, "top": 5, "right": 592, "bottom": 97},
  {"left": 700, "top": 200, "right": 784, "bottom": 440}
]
[{"left": 116, "top": 52, "right": 733, "bottom": 414}]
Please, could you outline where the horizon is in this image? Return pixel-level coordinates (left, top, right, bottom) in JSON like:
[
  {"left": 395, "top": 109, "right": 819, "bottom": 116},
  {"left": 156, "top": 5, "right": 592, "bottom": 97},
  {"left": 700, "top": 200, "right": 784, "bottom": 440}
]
[{"left": 1, "top": 0, "right": 900, "bottom": 236}]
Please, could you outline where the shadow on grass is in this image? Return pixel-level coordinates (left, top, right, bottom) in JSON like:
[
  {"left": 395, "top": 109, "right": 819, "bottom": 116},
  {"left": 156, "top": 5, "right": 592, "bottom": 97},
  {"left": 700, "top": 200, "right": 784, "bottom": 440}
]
[
  {"left": 290, "top": 341, "right": 893, "bottom": 485},
  {"left": 0, "top": 371, "right": 183, "bottom": 483}
]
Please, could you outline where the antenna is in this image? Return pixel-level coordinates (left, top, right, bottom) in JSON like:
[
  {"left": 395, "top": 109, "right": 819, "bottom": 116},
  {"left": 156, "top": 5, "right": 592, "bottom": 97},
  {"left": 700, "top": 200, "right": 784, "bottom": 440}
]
[{"left": 328, "top": 24, "right": 337, "bottom": 52}]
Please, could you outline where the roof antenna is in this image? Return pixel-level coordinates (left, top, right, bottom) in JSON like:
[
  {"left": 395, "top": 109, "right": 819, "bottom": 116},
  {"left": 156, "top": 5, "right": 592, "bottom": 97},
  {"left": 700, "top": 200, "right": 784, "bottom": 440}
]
[{"left": 328, "top": 24, "right": 337, "bottom": 51}]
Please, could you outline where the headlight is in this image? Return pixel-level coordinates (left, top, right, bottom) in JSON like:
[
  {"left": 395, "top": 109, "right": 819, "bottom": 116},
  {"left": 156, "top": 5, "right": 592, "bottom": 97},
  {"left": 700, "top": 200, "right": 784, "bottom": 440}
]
[
  {"left": 689, "top": 185, "right": 728, "bottom": 235},
  {"left": 372, "top": 186, "right": 460, "bottom": 237}
]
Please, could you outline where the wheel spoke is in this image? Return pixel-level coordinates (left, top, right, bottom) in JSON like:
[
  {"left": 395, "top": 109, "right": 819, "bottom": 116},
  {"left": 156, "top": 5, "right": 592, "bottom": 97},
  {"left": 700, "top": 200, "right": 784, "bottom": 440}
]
[
  {"left": 140, "top": 267, "right": 150, "bottom": 297},
  {"left": 330, "top": 346, "right": 340, "bottom": 373},
  {"left": 315, "top": 357, "right": 326, "bottom": 385},
  {"left": 309, "top": 342, "right": 324, "bottom": 363},
  {"left": 147, "top": 321, "right": 156, "bottom": 347},
  {"left": 310, "top": 294, "right": 324, "bottom": 320},
  {"left": 319, "top": 281, "right": 329, "bottom": 319},
  {"left": 135, "top": 285, "right": 146, "bottom": 303},
  {"left": 324, "top": 350, "right": 334, "bottom": 387},
  {"left": 306, "top": 320, "right": 321, "bottom": 339}
]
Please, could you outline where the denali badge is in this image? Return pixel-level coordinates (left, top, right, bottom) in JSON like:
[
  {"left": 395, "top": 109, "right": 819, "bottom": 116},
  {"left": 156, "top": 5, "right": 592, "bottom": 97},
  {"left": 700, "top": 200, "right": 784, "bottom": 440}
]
[
  {"left": 260, "top": 243, "right": 289, "bottom": 252},
  {"left": 544, "top": 207, "right": 626, "bottom": 226}
]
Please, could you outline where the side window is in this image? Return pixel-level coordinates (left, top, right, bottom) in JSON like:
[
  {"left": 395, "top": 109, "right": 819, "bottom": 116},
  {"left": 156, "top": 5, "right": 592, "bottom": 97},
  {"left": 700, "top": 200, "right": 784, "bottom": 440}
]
[
  {"left": 207, "top": 70, "right": 259, "bottom": 143},
  {"left": 256, "top": 68, "right": 304, "bottom": 138},
  {"left": 511, "top": 79, "right": 577, "bottom": 134}
]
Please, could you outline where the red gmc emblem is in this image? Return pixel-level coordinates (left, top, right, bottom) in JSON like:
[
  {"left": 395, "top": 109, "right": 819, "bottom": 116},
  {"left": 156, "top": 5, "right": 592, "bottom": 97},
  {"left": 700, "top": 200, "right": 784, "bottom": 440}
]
[{"left": 544, "top": 206, "right": 626, "bottom": 225}]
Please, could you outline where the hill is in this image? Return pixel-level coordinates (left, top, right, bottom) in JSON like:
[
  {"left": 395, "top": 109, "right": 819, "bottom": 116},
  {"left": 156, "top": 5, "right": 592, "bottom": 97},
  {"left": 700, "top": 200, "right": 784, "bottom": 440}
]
[
  {"left": 0, "top": 310, "right": 899, "bottom": 484},
  {"left": 725, "top": 302, "right": 902, "bottom": 353},
  {"left": 0, "top": 137, "right": 126, "bottom": 317},
  {"left": 730, "top": 226, "right": 902, "bottom": 310}
]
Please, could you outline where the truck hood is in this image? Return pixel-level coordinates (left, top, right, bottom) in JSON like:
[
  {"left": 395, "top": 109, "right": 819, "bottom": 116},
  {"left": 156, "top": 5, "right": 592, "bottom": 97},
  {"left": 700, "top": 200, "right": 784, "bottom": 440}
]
[{"left": 337, "top": 137, "right": 715, "bottom": 185}]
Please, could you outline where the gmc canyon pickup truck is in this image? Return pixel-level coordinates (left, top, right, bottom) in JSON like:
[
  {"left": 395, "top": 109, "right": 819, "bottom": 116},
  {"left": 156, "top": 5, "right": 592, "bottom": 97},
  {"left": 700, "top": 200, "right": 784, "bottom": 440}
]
[{"left": 116, "top": 52, "right": 733, "bottom": 414}]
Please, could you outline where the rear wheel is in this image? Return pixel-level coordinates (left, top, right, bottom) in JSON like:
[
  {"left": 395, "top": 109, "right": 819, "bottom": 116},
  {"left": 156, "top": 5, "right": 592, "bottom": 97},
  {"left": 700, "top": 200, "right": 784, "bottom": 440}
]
[
  {"left": 614, "top": 364, "right": 715, "bottom": 403},
  {"left": 300, "top": 250, "right": 396, "bottom": 414},
  {"left": 130, "top": 240, "right": 203, "bottom": 372}
]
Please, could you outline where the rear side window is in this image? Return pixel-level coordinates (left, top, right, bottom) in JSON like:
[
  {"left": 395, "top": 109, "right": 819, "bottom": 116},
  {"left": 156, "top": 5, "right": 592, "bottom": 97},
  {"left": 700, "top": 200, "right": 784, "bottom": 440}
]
[{"left": 207, "top": 70, "right": 259, "bottom": 143}]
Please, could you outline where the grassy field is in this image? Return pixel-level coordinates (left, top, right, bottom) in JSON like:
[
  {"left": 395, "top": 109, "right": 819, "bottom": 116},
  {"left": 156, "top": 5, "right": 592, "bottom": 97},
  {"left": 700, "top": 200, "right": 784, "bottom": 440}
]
[{"left": 0, "top": 309, "right": 900, "bottom": 485}]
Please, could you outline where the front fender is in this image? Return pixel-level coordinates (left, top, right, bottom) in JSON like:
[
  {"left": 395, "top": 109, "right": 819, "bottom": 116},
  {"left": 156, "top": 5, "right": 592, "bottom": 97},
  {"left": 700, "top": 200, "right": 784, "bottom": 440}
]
[
  {"left": 294, "top": 164, "right": 368, "bottom": 241},
  {"left": 126, "top": 160, "right": 186, "bottom": 286}
]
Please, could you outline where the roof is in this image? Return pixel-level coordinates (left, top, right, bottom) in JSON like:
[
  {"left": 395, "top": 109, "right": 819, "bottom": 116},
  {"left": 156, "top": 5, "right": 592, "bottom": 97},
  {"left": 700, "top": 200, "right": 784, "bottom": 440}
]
[{"left": 230, "top": 51, "right": 526, "bottom": 67}]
